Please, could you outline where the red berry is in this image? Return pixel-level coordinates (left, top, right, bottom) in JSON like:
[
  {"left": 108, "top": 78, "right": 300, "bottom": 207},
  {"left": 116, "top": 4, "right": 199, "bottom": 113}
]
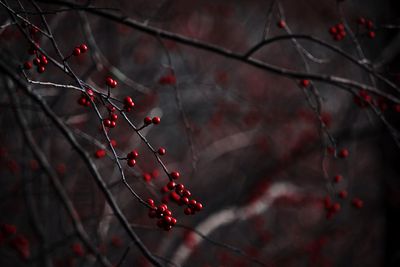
[
  {"left": 164, "top": 209, "right": 172, "bottom": 216},
  {"left": 277, "top": 20, "right": 286, "bottom": 28},
  {"left": 2, "top": 224, "right": 17, "bottom": 235},
  {"left": 124, "top": 96, "right": 134, "bottom": 110},
  {"left": 147, "top": 198, "right": 155, "bottom": 207},
  {"left": 327, "top": 146, "right": 335, "bottom": 155},
  {"left": 338, "top": 190, "right": 348, "bottom": 199},
  {"left": 73, "top": 47, "right": 81, "bottom": 56},
  {"left": 338, "top": 148, "right": 349, "bottom": 158},
  {"left": 144, "top": 116, "right": 152, "bottom": 125},
  {"left": 329, "top": 26, "right": 337, "bottom": 35},
  {"left": 170, "top": 171, "right": 180, "bottom": 180},
  {"left": 124, "top": 96, "right": 133, "bottom": 104},
  {"left": 109, "top": 139, "right": 117, "bottom": 147},
  {"left": 299, "top": 79, "right": 310, "bottom": 87},
  {"left": 183, "top": 189, "right": 191, "bottom": 197},
  {"left": 170, "top": 217, "right": 177, "bottom": 226},
  {"left": 30, "top": 27, "right": 38, "bottom": 35},
  {"left": 324, "top": 196, "right": 331, "bottom": 209},
  {"left": 184, "top": 207, "right": 192, "bottom": 215},
  {"left": 79, "top": 44, "right": 88, "bottom": 53},
  {"left": 37, "top": 66, "right": 45, "bottom": 73},
  {"left": 180, "top": 197, "right": 189, "bottom": 205},
  {"left": 330, "top": 203, "right": 341, "bottom": 213},
  {"left": 161, "top": 186, "right": 169, "bottom": 193},
  {"left": 336, "top": 23, "right": 345, "bottom": 31},
  {"left": 357, "top": 17, "right": 366, "bottom": 25},
  {"left": 127, "top": 150, "right": 139, "bottom": 159},
  {"left": 164, "top": 216, "right": 172, "bottom": 224},
  {"left": 111, "top": 236, "right": 123, "bottom": 248},
  {"left": 104, "top": 119, "right": 112, "bottom": 128},
  {"left": 159, "top": 74, "right": 176, "bottom": 85},
  {"left": 195, "top": 202, "right": 203, "bottom": 211},
  {"left": 78, "top": 97, "right": 87, "bottom": 106},
  {"left": 157, "top": 204, "right": 166, "bottom": 213},
  {"left": 72, "top": 243, "right": 84, "bottom": 257},
  {"left": 352, "top": 198, "right": 363, "bottom": 209},
  {"left": 86, "top": 88, "right": 94, "bottom": 96},
  {"left": 158, "top": 147, "right": 166, "bottom": 155},
  {"left": 143, "top": 173, "right": 152, "bottom": 182},
  {"left": 167, "top": 181, "right": 176, "bottom": 190},
  {"left": 189, "top": 199, "right": 197, "bottom": 208},
  {"left": 366, "top": 20, "right": 374, "bottom": 29},
  {"left": 175, "top": 183, "right": 184, "bottom": 192},
  {"left": 148, "top": 209, "right": 157, "bottom": 218},
  {"left": 106, "top": 77, "right": 114, "bottom": 87},
  {"left": 127, "top": 159, "right": 136, "bottom": 167},
  {"left": 110, "top": 113, "right": 118, "bottom": 121},
  {"left": 33, "top": 58, "right": 41, "bottom": 66},
  {"left": 333, "top": 175, "right": 343, "bottom": 183},
  {"left": 334, "top": 34, "right": 343, "bottom": 41},
  {"left": 368, "top": 31, "right": 376, "bottom": 39},
  {"left": 40, "top": 56, "right": 48, "bottom": 65},
  {"left": 110, "top": 121, "right": 116, "bottom": 128},
  {"left": 170, "top": 191, "right": 180, "bottom": 202},
  {"left": 152, "top": 117, "right": 161, "bottom": 124},
  {"left": 23, "top": 61, "right": 32, "bottom": 70},
  {"left": 95, "top": 149, "right": 106, "bottom": 158}
]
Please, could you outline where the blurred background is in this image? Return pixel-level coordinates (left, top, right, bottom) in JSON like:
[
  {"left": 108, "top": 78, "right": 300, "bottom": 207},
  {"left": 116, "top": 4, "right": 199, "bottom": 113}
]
[{"left": 1, "top": 0, "right": 400, "bottom": 266}]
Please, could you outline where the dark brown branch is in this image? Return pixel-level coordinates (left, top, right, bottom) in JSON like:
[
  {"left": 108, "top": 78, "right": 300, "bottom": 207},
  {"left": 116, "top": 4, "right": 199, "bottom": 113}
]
[
  {"left": 5, "top": 77, "right": 112, "bottom": 267},
  {"left": 0, "top": 60, "right": 164, "bottom": 267},
  {"left": 35, "top": 0, "right": 400, "bottom": 104}
]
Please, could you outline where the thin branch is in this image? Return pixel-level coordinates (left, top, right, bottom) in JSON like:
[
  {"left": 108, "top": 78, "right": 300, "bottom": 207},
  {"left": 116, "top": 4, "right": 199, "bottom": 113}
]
[{"left": 0, "top": 60, "right": 164, "bottom": 267}]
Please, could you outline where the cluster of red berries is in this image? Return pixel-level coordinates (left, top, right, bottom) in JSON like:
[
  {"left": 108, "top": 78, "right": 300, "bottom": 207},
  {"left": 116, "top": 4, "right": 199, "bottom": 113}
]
[
  {"left": 324, "top": 169, "right": 364, "bottom": 219},
  {"left": 106, "top": 77, "right": 118, "bottom": 88},
  {"left": 126, "top": 149, "right": 139, "bottom": 167},
  {"left": 72, "top": 44, "right": 88, "bottom": 57},
  {"left": 353, "top": 89, "right": 372, "bottom": 108},
  {"left": 158, "top": 172, "right": 204, "bottom": 216},
  {"left": 123, "top": 96, "right": 135, "bottom": 111},
  {"left": 353, "top": 89, "right": 399, "bottom": 112},
  {"left": 327, "top": 146, "right": 349, "bottom": 159},
  {"left": 324, "top": 196, "right": 341, "bottom": 219},
  {"left": 23, "top": 54, "right": 48, "bottom": 74},
  {"left": 332, "top": 175, "right": 348, "bottom": 200},
  {"left": 147, "top": 200, "right": 177, "bottom": 231},
  {"left": 329, "top": 23, "right": 346, "bottom": 41},
  {"left": 324, "top": 194, "right": 363, "bottom": 219},
  {"left": 1, "top": 223, "right": 30, "bottom": 260},
  {"left": 77, "top": 88, "right": 94, "bottom": 107},
  {"left": 103, "top": 110, "right": 118, "bottom": 128},
  {"left": 357, "top": 17, "right": 375, "bottom": 39},
  {"left": 25, "top": 23, "right": 39, "bottom": 35},
  {"left": 144, "top": 116, "right": 161, "bottom": 125}
]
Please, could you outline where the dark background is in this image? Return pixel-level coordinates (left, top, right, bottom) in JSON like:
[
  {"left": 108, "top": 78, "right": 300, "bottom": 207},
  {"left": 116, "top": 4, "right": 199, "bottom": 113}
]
[{"left": 1, "top": 0, "right": 400, "bottom": 266}]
